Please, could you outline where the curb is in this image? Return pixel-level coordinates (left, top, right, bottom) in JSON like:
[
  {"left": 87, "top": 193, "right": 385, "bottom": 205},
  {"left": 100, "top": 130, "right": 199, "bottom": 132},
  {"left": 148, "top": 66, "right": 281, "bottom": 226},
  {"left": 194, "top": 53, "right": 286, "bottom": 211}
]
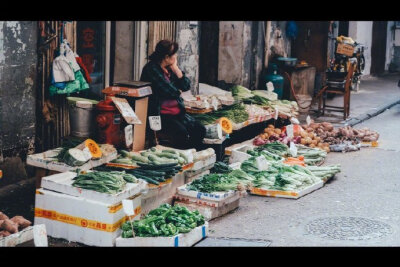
[{"left": 345, "top": 99, "right": 400, "bottom": 127}]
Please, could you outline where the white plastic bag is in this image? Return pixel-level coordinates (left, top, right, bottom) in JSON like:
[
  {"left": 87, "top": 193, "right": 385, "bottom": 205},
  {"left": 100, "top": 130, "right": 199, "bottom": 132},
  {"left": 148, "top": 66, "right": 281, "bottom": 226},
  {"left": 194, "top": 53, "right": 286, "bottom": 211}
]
[{"left": 52, "top": 43, "right": 75, "bottom": 82}]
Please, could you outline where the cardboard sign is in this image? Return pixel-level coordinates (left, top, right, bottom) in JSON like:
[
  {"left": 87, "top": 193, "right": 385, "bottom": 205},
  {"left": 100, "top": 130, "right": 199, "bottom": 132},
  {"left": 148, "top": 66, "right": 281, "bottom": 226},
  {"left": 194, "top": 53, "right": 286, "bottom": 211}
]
[
  {"left": 111, "top": 97, "right": 142, "bottom": 125},
  {"left": 102, "top": 85, "right": 152, "bottom": 98},
  {"left": 122, "top": 199, "right": 136, "bottom": 216},
  {"left": 286, "top": 124, "right": 294, "bottom": 139},
  {"left": 125, "top": 125, "right": 133, "bottom": 147},
  {"left": 33, "top": 224, "right": 48, "bottom": 247},
  {"left": 149, "top": 116, "right": 162, "bottom": 131},
  {"left": 256, "top": 156, "right": 270, "bottom": 171},
  {"left": 266, "top": 82, "right": 274, "bottom": 92},
  {"left": 306, "top": 115, "right": 311, "bottom": 126},
  {"left": 289, "top": 142, "right": 298, "bottom": 157},
  {"left": 211, "top": 97, "right": 219, "bottom": 111}
]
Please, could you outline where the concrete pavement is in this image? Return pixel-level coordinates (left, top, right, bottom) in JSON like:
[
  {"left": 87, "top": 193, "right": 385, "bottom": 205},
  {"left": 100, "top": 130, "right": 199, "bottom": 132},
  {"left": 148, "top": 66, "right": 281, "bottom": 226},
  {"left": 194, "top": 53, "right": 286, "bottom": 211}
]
[{"left": 208, "top": 104, "right": 400, "bottom": 246}]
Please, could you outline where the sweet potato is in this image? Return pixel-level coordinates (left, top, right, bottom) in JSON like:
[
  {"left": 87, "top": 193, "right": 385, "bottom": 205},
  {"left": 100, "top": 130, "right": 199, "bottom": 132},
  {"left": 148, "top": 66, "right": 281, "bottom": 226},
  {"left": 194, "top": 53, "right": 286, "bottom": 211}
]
[
  {"left": 0, "top": 212, "right": 9, "bottom": 221},
  {"left": 10, "top": 216, "right": 32, "bottom": 230},
  {"left": 1, "top": 219, "right": 18, "bottom": 234},
  {"left": 0, "top": 230, "right": 11, "bottom": 238}
]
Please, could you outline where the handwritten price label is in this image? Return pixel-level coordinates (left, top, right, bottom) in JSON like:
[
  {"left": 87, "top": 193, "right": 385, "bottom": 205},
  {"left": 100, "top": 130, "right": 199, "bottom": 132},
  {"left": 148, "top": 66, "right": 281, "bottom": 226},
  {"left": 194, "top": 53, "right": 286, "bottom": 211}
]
[{"left": 149, "top": 116, "right": 162, "bottom": 131}]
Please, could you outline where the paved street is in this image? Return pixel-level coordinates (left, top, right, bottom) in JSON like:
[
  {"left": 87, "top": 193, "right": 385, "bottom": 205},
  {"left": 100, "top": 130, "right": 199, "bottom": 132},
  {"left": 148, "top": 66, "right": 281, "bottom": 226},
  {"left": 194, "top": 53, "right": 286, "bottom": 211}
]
[{"left": 208, "top": 103, "right": 400, "bottom": 246}]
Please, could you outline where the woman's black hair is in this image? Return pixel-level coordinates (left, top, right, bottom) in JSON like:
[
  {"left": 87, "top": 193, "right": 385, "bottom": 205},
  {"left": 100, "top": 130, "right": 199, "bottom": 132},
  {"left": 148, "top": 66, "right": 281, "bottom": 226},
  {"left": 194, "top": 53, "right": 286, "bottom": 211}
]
[{"left": 149, "top": 40, "right": 179, "bottom": 62}]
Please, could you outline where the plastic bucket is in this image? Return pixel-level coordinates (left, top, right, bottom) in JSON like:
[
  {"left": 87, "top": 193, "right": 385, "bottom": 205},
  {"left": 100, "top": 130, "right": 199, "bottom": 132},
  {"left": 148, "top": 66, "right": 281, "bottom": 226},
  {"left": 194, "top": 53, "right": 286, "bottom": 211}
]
[
  {"left": 67, "top": 98, "right": 98, "bottom": 138},
  {"left": 296, "top": 94, "right": 313, "bottom": 114}
]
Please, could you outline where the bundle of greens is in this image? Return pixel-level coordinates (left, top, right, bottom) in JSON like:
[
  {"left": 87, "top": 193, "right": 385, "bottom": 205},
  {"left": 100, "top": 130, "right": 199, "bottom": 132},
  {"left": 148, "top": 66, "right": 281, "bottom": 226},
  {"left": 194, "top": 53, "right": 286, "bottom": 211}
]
[
  {"left": 254, "top": 142, "right": 291, "bottom": 157},
  {"left": 295, "top": 144, "right": 327, "bottom": 165},
  {"left": 242, "top": 95, "right": 271, "bottom": 106},
  {"left": 231, "top": 84, "right": 254, "bottom": 100},
  {"left": 72, "top": 171, "right": 131, "bottom": 194},
  {"left": 186, "top": 169, "right": 254, "bottom": 193},
  {"left": 120, "top": 204, "right": 205, "bottom": 238},
  {"left": 305, "top": 164, "right": 341, "bottom": 181},
  {"left": 210, "top": 161, "right": 233, "bottom": 174},
  {"left": 192, "top": 103, "right": 249, "bottom": 125}
]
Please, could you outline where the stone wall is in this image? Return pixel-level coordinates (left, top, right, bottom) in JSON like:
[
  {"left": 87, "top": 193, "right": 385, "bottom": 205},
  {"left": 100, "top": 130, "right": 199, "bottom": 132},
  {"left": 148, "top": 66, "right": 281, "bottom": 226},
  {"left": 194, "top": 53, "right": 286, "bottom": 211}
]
[{"left": 0, "top": 21, "right": 37, "bottom": 187}]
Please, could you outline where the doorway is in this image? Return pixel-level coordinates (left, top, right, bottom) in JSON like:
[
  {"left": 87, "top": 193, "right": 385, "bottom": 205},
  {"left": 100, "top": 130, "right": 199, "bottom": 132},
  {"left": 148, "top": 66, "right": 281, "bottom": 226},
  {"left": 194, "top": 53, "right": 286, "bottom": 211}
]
[
  {"left": 370, "top": 21, "right": 388, "bottom": 75},
  {"left": 199, "top": 21, "right": 220, "bottom": 86}
]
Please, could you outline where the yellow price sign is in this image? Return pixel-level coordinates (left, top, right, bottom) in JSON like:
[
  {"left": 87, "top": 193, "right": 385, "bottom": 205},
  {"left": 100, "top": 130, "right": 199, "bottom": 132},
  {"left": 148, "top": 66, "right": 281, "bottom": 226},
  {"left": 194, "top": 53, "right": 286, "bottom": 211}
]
[
  {"left": 372, "top": 141, "right": 378, "bottom": 147},
  {"left": 0, "top": 170, "right": 2, "bottom": 179}
]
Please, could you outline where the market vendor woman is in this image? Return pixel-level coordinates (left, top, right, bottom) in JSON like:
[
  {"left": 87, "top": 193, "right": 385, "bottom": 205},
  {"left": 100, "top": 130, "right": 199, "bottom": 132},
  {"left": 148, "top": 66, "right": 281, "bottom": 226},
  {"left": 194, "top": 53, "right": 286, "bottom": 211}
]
[{"left": 140, "top": 40, "right": 206, "bottom": 149}]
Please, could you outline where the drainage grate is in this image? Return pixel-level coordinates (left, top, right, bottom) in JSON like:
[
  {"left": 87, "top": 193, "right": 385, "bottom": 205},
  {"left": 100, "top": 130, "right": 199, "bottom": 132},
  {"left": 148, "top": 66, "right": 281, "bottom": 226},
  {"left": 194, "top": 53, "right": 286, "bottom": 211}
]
[
  {"left": 305, "top": 217, "right": 393, "bottom": 241},
  {"left": 194, "top": 237, "right": 271, "bottom": 247}
]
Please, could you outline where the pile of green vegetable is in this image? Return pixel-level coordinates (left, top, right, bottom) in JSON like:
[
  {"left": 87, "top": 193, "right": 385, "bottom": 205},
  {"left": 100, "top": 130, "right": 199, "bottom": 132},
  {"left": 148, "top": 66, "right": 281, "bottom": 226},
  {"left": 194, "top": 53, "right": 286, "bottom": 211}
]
[
  {"left": 186, "top": 169, "right": 254, "bottom": 193},
  {"left": 112, "top": 147, "right": 189, "bottom": 167},
  {"left": 72, "top": 171, "right": 138, "bottom": 194},
  {"left": 253, "top": 142, "right": 291, "bottom": 158},
  {"left": 120, "top": 204, "right": 205, "bottom": 238},
  {"left": 210, "top": 161, "right": 233, "bottom": 174},
  {"left": 192, "top": 103, "right": 249, "bottom": 125},
  {"left": 95, "top": 161, "right": 182, "bottom": 186},
  {"left": 231, "top": 85, "right": 254, "bottom": 101},
  {"left": 295, "top": 144, "right": 327, "bottom": 165},
  {"left": 305, "top": 165, "right": 341, "bottom": 181}
]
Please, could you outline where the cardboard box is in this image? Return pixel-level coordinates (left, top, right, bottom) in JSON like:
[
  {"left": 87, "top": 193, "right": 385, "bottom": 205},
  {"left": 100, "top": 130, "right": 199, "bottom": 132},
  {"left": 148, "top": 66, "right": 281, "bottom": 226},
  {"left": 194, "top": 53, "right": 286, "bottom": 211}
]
[
  {"left": 115, "top": 222, "right": 208, "bottom": 247},
  {"left": 225, "top": 138, "right": 255, "bottom": 155},
  {"left": 27, "top": 148, "right": 118, "bottom": 173},
  {"left": 174, "top": 195, "right": 240, "bottom": 221},
  {"left": 41, "top": 171, "right": 147, "bottom": 205},
  {"left": 34, "top": 188, "right": 141, "bottom": 246},
  {"left": 249, "top": 180, "right": 324, "bottom": 199},
  {"left": 336, "top": 43, "right": 354, "bottom": 57},
  {"left": 102, "top": 85, "right": 152, "bottom": 98},
  {"left": 185, "top": 169, "right": 210, "bottom": 184}
]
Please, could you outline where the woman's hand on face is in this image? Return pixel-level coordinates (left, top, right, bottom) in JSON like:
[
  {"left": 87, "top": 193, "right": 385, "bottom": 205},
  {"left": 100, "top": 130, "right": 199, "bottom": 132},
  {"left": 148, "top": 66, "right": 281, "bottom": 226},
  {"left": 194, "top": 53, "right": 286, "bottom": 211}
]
[{"left": 170, "top": 59, "right": 183, "bottom": 78}]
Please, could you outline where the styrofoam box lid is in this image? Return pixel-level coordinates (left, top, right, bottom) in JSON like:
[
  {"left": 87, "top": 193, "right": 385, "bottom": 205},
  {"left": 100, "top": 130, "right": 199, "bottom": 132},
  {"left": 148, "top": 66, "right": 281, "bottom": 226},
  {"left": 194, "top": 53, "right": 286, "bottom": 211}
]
[{"left": 41, "top": 171, "right": 147, "bottom": 204}]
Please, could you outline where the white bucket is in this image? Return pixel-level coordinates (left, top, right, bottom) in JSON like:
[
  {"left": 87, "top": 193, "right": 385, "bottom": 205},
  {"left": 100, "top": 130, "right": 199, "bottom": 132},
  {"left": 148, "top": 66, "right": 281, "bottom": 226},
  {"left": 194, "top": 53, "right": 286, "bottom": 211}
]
[{"left": 296, "top": 94, "right": 313, "bottom": 114}]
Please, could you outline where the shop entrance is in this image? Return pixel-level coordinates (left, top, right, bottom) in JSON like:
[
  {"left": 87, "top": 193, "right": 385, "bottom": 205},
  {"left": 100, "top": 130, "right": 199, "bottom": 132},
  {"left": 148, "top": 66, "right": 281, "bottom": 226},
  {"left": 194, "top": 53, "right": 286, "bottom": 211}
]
[{"left": 370, "top": 21, "right": 388, "bottom": 75}]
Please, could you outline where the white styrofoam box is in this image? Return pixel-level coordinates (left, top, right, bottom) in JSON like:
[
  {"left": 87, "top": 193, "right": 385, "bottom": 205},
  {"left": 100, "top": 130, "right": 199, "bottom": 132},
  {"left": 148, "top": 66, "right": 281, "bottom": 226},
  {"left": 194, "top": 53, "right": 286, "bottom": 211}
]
[
  {"left": 34, "top": 188, "right": 141, "bottom": 246},
  {"left": 175, "top": 194, "right": 240, "bottom": 221},
  {"left": 0, "top": 225, "right": 47, "bottom": 247},
  {"left": 141, "top": 172, "right": 186, "bottom": 215},
  {"left": 176, "top": 183, "right": 236, "bottom": 203},
  {"left": 203, "top": 136, "right": 226, "bottom": 145},
  {"left": 225, "top": 138, "right": 255, "bottom": 155},
  {"left": 199, "top": 83, "right": 232, "bottom": 97},
  {"left": 41, "top": 171, "right": 147, "bottom": 205},
  {"left": 191, "top": 154, "right": 216, "bottom": 171},
  {"left": 115, "top": 222, "right": 208, "bottom": 247},
  {"left": 27, "top": 148, "right": 118, "bottom": 172},
  {"left": 229, "top": 145, "right": 253, "bottom": 164},
  {"left": 249, "top": 180, "right": 324, "bottom": 199}
]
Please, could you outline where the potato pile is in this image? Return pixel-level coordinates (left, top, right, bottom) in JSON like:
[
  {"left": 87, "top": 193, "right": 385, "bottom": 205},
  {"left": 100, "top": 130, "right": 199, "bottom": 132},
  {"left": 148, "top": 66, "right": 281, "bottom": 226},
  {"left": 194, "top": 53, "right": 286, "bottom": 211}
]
[
  {"left": 296, "top": 124, "right": 330, "bottom": 152},
  {"left": 0, "top": 211, "right": 32, "bottom": 238},
  {"left": 301, "top": 121, "right": 379, "bottom": 146}
]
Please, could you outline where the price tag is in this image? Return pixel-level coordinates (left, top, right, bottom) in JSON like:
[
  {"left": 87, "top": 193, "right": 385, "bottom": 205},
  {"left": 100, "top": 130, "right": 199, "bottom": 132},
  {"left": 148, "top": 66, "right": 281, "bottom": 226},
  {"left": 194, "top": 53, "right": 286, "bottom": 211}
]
[
  {"left": 122, "top": 199, "right": 136, "bottom": 216},
  {"left": 256, "top": 156, "right": 270, "bottom": 171},
  {"left": 204, "top": 99, "right": 210, "bottom": 109},
  {"left": 306, "top": 115, "right": 312, "bottom": 126},
  {"left": 290, "top": 117, "right": 300, "bottom": 125},
  {"left": 286, "top": 124, "right": 294, "bottom": 139},
  {"left": 125, "top": 125, "right": 133, "bottom": 147},
  {"left": 149, "top": 116, "right": 162, "bottom": 131},
  {"left": 274, "top": 107, "right": 279, "bottom": 120},
  {"left": 33, "top": 224, "right": 48, "bottom": 247},
  {"left": 82, "top": 147, "right": 93, "bottom": 161},
  {"left": 289, "top": 142, "right": 298, "bottom": 157},
  {"left": 266, "top": 82, "right": 274, "bottom": 92},
  {"left": 211, "top": 97, "right": 219, "bottom": 111}
]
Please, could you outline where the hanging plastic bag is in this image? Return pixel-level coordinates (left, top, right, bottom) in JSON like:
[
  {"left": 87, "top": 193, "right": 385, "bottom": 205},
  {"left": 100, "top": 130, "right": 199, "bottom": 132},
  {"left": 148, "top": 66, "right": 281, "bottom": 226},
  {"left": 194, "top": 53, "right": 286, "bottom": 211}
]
[
  {"left": 52, "top": 43, "right": 75, "bottom": 83},
  {"left": 63, "top": 39, "right": 81, "bottom": 72}
]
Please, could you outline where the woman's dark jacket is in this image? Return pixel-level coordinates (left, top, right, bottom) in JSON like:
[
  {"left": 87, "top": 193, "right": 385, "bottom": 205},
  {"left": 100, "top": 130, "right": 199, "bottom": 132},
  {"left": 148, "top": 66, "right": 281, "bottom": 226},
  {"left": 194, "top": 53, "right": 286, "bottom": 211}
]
[{"left": 140, "top": 60, "right": 191, "bottom": 117}]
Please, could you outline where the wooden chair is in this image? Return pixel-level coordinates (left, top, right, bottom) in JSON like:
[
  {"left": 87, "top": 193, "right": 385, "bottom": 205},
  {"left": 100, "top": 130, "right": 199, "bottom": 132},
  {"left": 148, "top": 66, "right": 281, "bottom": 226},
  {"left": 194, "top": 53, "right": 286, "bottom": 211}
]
[{"left": 318, "top": 62, "right": 356, "bottom": 120}]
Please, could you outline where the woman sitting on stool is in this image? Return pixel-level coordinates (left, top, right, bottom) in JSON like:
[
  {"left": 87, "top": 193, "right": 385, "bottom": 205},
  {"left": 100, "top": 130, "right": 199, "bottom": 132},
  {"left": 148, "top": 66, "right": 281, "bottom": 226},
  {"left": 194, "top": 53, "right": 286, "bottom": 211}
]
[{"left": 140, "top": 40, "right": 206, "bottom": 150}]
